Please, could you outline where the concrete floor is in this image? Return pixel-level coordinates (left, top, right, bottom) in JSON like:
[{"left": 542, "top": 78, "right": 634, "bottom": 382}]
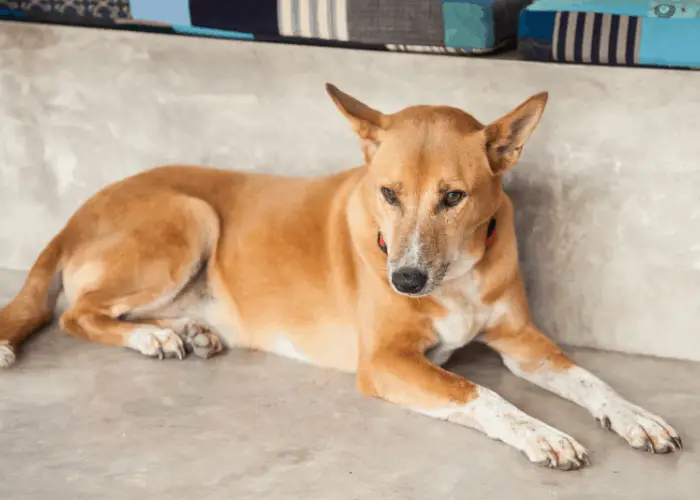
[{"left": 1, "top": 273, "right": 699, "bottom": 499}]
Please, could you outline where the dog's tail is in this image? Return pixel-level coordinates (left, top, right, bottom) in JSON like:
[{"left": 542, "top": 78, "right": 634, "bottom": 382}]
[{"left": 0, "top": 233, "right": 64, "bottom": 368}]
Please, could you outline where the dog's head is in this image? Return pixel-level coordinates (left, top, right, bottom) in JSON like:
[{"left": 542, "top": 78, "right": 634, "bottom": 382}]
[{"left": 326, "top": 84, "right": 547, "bottom": 297}]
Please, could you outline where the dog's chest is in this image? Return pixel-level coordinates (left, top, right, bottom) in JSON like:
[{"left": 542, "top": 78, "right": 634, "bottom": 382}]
[{"left": 429, "top": 276, "right": 498, "bottom": 364}]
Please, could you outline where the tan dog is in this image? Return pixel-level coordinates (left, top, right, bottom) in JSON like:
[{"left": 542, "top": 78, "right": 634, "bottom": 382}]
[{"left": 0, "top": 84, "right": 682, "bottom": 469}]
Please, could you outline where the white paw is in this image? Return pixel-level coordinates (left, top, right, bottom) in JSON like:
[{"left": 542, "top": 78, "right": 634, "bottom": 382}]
[
  {"left": 596, "top": 401, "right": 682, "bottom": 453},
  {"left": 0, "top": 342, "right": 15, "bottom": 368},
  {"left": 127, "top": 328, "right": 186, "bottom": 360},
  {"left": 511, "top": 418, "right": 590, "bottom": 470},
  {"left": 437, "top": 388, "right": 590, "bottom": 471}
]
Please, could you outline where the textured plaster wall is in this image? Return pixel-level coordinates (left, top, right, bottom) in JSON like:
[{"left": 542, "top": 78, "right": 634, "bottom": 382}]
[{"left": 1, "top": 22, "right": 699, "bottom": 360}]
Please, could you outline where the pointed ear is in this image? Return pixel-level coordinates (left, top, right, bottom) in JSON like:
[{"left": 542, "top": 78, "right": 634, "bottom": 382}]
[
  {"left": 326, "top": 83, "right": 388, "bottom": 163},
  {"left": 484, "top": 92, "right": 548, "bottom": 175}
]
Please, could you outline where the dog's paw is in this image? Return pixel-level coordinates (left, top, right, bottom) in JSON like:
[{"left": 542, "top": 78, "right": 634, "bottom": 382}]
[
  {"left": 181, "top": 323, "right": 224, "bottom": 359},
  {"left": 0, "top": 341, "right": 16, "bottom": 368},
  {"left": 596, "top": 401, "right": 682, "bottom": 453},
  {"left": 127, "top": 327, "right": 186, "bottom": 360},
  {"left": 515, "top": 421, "right": 590, "bottom": 470},
  {"left": 452, "top": 388, "right": 590, "bottom": 471}
]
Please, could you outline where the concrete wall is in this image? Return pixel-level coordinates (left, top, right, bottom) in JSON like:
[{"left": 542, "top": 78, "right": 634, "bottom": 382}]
[{"left": 1, "top": 22, "right": 699, "bottom": 361}]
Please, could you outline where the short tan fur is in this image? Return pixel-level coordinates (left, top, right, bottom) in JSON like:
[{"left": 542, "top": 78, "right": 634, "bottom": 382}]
[{"left": 0, "top": 84, "right": 681, "bottom": 469}]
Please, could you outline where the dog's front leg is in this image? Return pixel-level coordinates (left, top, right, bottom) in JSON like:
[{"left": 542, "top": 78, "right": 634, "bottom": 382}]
[
  {"left": 481, "top": 320, "right": 683, "bottom": 454},
  {"left": 358, "top": 328, "right": 589, "bottom": 470}
]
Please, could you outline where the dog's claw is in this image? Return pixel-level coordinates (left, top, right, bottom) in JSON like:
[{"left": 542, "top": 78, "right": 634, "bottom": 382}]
[
  {"left": 595, "top": 401, "right": 682, "bottom": 455},
  {"left": 597, "top": 416, "right": 612, "bottom": 430},
  {"left": 559, "top": 460, "right": 573, "bottom": 471},
  {"left": 638, "top": 425, "right": 659, "bottom": 454},
  {"left": 527, "top": 440, "right": 588, "bottom": 471}
]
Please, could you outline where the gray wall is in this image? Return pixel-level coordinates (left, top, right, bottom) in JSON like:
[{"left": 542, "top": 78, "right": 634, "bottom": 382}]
[{"left": 1, "top": 22, "right": 699, "bottom": 360}]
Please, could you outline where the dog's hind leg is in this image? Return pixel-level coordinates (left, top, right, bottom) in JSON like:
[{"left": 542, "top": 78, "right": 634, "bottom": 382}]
[
  {"left": 58, "top": 194, "right": 221, "bottom": 360},
  {"left": 60, "top": 288, "right": 191, "bottom": 360}
]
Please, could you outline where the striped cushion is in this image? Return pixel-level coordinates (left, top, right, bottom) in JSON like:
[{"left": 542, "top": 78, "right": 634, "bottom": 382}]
[
  {"left": 277, "top": 0, "right": 349, "bottom": 41},
  {"left": 1, "top": 0, "right": 532, "bottom": 55},
  {"left": 518, "top": 0, "right": 700, "bottom": 69},
  {"left": 551, "top": 12, "right": 641, "bottom": 65}
]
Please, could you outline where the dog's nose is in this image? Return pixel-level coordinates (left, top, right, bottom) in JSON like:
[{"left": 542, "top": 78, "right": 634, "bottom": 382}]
[{"left": 391, "top": 267, "right": 428, "bottom": 294}]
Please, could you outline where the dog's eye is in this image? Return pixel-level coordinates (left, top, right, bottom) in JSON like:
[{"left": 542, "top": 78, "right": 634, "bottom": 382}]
[
  {"left": 381, "top": 187, "right": 400, "bottom": 206},
  {"left": 443, "top": 190, "right": 466, "bottom": 208}
]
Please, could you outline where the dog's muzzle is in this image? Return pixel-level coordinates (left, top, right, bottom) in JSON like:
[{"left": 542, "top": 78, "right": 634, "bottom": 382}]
[{"left": 391, "top": 267, "right": 428, "bottom": 295}]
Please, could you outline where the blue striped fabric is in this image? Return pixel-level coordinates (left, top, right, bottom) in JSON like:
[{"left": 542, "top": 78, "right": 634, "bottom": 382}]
[
  {"left": 518, "top": 0, "right": 700, "bottom": 69},
  {"left": 551, "top": 11, "right": 640, "bottom": 65},
  {"left": 0, "top": 0, "right": 534, "bottom": 57}
]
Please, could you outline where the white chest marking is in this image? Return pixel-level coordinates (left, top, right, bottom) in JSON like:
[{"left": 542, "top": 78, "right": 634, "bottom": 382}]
[
  {"left": 273, "top": 336, "right": 310, "bottom": 364},
  {"left": 429, "top": 274, "right": 508, "bottom": 365}
]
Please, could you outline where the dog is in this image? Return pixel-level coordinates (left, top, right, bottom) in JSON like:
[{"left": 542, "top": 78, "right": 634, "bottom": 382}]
[{"left": 0, "top": 84, "right": 682, "bottom": 470}]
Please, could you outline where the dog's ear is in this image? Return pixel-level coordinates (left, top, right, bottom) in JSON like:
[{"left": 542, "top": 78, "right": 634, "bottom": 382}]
[
  {"left": 483, "top": 92, "right": 548, "bottom": 175},
  {"left": 326, "top": 83, "right": 388, "bottom": 163}
]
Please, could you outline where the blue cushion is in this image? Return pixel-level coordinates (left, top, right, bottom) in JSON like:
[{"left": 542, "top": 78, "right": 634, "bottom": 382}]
[
  {"left": 443, "top": 0, "right": 532, "bottom": 50},
  {"left": 518, "top": 0, "right": 700, "bottom": 68}
]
